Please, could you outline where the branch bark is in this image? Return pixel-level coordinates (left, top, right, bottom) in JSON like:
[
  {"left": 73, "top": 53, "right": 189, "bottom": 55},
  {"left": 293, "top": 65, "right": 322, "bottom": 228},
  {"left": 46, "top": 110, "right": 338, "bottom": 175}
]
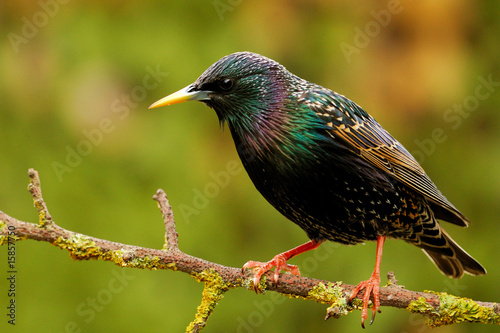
[{"left": 0, "top": 169, "right": 498, "bottom": 331}]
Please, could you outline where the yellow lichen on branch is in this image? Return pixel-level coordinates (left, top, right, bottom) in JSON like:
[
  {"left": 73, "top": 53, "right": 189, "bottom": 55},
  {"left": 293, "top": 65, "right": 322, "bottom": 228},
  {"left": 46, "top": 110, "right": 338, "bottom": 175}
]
[
  {"left": 407, "top": 291, "right": 500, "bottom": 326},
  {"left": 0, "top": 169, "right": 498, "bottom": 332},
  {"left": 52, "top": 234, "right": 103, "bottom": 260},
  {"left": 186, "top": 269, "right": 235, "bottom": 333},
  {"left": 307, "top": 282, "right": 351, "bottom": 319},
  {"left": 0, "top": 219, "right": 27, "bottom": 245}
]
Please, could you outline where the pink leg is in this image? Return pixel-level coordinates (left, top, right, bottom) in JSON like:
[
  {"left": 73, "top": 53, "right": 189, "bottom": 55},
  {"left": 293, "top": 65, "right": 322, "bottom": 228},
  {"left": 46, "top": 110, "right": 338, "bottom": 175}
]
[
  {"left": 242, "top": 239, "right": 323, "bottom": 290},
  {"left": 350, "top": 235, "right": 385, "bottom": 328}
]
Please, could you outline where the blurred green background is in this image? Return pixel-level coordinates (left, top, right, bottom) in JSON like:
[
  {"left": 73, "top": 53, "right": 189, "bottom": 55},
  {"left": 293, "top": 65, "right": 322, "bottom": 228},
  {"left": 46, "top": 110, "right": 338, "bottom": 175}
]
[{"left": 1, "top": 1, "right": 499, "bottom": 332}]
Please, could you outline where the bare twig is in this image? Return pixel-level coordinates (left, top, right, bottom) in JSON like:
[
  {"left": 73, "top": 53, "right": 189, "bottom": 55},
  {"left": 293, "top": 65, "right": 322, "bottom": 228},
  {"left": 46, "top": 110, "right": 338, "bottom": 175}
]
[
  {"left": 153, "top": 189, "right": 179, "bottom": 252},
  {"left": 27, "top": 168, "right": 53, "bottom": 227},
  {"left": 0, "top": 169, "right": 498, "bottom": 331}
]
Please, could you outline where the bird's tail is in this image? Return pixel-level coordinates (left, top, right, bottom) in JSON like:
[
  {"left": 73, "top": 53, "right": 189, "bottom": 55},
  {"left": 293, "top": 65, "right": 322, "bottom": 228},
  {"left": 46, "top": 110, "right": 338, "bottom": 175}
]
[
  {"left": 410, "top": 203, "right": 486, "bottom": 278},
  {"left": 422, "top": 227, "right": 486, "bottom": 278}
]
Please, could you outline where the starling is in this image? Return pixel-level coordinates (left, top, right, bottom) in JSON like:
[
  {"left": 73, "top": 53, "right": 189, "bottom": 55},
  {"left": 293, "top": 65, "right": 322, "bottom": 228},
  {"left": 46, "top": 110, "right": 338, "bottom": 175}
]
[{"left": 149, "top": 52, "right": 486, "bottom": 327}]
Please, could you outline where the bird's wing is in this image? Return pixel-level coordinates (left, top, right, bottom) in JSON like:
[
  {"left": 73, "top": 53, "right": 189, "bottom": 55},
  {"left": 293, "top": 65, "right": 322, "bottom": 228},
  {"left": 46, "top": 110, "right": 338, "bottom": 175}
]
[{"left": 300, "top": 88, "right": 469, "bottom": 226}]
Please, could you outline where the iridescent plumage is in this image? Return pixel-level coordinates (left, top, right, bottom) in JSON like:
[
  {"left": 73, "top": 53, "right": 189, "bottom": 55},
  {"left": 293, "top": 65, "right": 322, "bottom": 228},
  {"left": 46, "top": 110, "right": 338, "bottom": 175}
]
[{"left": 150, "top": 52, "right": 486, "bottom": 326}]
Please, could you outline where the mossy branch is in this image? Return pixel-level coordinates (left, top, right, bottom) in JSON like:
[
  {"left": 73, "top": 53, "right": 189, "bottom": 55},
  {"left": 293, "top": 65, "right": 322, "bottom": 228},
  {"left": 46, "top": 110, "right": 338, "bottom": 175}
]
[{"left": 0, "top": 169, "right": 498, "bottom": 331}]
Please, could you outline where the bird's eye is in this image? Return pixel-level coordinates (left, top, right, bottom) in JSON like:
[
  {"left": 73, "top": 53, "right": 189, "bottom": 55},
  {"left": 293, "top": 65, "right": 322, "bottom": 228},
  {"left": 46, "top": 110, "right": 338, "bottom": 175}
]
[{"left": 219, "top": 78, "right": 234, "bottom": 91}]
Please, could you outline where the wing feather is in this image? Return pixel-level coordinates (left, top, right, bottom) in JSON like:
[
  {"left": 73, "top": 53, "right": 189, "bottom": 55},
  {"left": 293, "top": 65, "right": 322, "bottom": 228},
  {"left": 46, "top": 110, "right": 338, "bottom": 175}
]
[{"left": 300, "top": 88, "right": 469, "bottom": 226}]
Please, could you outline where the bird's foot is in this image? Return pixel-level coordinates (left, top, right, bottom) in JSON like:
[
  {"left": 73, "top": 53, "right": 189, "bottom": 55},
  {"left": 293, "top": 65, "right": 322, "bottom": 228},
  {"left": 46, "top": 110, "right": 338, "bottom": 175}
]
[
  {"left": 349, "top": 272, "right": 381, "bottom": 328},
  {"left": 242, "top": 254, "right": 301, "bottom": 291}
]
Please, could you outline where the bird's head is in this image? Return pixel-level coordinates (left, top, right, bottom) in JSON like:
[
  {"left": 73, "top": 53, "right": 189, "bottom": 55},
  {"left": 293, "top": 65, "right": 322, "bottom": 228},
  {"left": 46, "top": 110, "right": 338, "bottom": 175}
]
[{"left": 149, "top": 52, "right": 292, "bottom": 126}]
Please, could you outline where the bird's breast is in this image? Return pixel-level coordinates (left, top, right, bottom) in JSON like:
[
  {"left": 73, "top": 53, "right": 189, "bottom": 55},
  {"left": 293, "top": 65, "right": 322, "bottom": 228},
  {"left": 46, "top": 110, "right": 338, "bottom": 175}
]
[{"left": 231, "top": 127, "right": 412, "bottom": 243}]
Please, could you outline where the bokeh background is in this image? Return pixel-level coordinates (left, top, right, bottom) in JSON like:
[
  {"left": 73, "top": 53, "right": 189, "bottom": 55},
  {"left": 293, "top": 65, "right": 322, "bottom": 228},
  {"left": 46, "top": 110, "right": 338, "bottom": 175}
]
[{"left": 1, "top": 1, "right": 499, "bottom": 332}]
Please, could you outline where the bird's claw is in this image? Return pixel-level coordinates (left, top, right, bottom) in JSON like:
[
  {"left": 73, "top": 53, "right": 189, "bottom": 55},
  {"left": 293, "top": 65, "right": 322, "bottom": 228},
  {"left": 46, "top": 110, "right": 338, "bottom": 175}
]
[
  {"left": 242, "top": 254, "right": 301, "bottom": 291},
  {"left": 349, "top": 274, "right": 381, "bottom": 328}
]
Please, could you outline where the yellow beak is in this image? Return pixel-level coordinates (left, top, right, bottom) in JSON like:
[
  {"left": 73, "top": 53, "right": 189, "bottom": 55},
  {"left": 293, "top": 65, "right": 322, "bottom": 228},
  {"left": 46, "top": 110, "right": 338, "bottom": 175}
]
[{"left": 149, "top": 85, "right": 211, "bottom": 109}]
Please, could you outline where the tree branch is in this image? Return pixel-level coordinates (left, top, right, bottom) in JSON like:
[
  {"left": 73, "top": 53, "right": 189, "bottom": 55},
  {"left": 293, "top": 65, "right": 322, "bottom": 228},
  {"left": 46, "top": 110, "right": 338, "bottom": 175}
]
[
  {"left": 0, "top": 169, "right": 498, "bottom": 331},
  {"left": 153, "top": 189, "right": 179, "bottom": 252}
]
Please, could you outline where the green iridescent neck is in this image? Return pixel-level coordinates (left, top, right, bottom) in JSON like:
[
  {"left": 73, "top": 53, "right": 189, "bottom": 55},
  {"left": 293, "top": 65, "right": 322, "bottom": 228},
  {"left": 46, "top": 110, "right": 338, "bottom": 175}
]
[{"left": 225, "top": 78, "right": 329, "bottom": 166}]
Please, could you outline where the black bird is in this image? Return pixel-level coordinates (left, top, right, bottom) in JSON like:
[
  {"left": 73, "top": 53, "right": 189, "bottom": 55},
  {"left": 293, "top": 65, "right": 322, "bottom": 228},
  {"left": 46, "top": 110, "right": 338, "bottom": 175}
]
[{"left": 149, "top": 52, "right": 486, "bottom": 327}]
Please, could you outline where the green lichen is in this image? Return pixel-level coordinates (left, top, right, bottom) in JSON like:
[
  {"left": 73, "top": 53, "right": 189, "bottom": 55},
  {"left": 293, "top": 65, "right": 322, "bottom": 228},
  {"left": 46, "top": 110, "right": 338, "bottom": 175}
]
[
  {"left": 406, "top": 296, "right": 437, "bottom": 316},
  {"left": 126, "top": 255, "right": 162, "bottom": 270},
  {"left": 406, "top": 292, "right": 500, "bottom": 327},
  {"left": 53, "top": 234, "right": 102, "bottom": 260},
  {"left": 100, "top": 249, "right": 128, "bottom": 266},
  {"left": 51, "top": 234, "right": 181, "bottom": 273},
  {"left": 37, "top": 208, "right": 48, "bottom": 227},
  {"left": 308, "top": 282, "right": 350, "bottom": 319},
  {"left": 0, "top": 220, "right": 6, "bottom": 245},
  {"left": 242, "top": 275, "right": 267, "bottom": 293},
  {"left": 106, "top": 251, "right": 178, "bottom": 271},
  {"left": 5, "top": 233, "right": 28, "bottom": 243},
  {"left": 0, "top": 220, "right": 28, "bottom": 245},
  {"left": 186, "top": 269, "right": 233, "bottom": 332},
  {"left": 126, "top": 256, "right": 178, "bottom": 271},
  {"left": 52, "top": 235, "right": 176, "bottom": 271},
  {"left": 167, "top": 262, "right": 178, "bottom": 270},
  {"left": 29, "top": 195, "right": 51, "bottom": 227}
]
